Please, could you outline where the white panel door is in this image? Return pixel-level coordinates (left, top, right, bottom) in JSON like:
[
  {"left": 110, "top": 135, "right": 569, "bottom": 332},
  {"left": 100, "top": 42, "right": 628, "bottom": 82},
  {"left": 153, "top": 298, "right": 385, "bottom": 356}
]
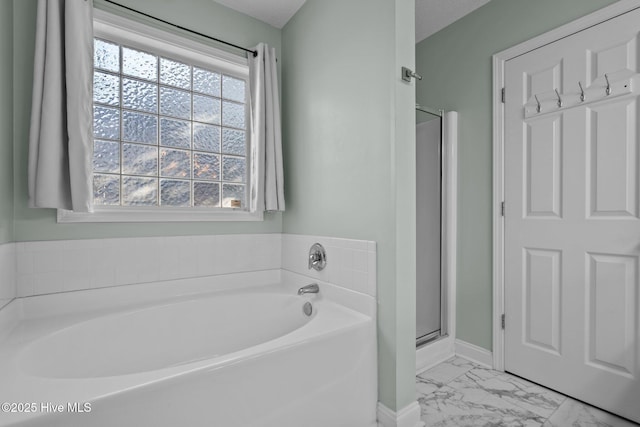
[{"left": 504, "top": 7, "right": 640, "bottom": 423}]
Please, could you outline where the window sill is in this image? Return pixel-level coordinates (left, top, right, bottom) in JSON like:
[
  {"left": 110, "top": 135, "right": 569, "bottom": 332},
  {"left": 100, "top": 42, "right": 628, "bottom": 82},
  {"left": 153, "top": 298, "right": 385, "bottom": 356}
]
[{"left": 57, "top": 207, "right": 264, "bottom": 223}]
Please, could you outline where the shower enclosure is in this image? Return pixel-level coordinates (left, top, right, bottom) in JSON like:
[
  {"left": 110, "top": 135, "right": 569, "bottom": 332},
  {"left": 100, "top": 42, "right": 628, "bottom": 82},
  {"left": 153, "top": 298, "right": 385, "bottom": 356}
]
[
  {"left": 415, "top": 106, "right": 457, "bottom": 352},
  {"left": 416, "top": 106, "right": 442, "bottom": 346}
]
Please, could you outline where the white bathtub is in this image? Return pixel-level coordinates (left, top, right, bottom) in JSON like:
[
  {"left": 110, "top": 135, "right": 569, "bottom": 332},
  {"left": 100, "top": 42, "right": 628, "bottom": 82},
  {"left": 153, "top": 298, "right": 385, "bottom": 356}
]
[{"left": 0, "top": 271, "right": 377, "bottom": 427}]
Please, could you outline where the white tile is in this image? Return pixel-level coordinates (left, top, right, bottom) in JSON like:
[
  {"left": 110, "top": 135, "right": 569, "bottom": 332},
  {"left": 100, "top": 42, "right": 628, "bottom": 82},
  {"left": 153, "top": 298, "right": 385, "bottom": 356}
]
[
  {"left": 454, "top": 368, "right": 565, "bottom": 419},
  {"left": 32, "top": 249, "right": 64, "bottom": 274},
  {"left": 418, "top": 384, "right": 545, "bottom": 427},
  {"left": 27, "top": 240, "right": 63, "bottom": 253},
  {"left": 416, "top": 376, "right": 441, "bottom": 396},
  {"left": 11, "top": 234, "right": 375, "bottom": 298},
  {"left": 16, "top": 275, "right": 35, "bottom": 298},
  {"left": 333, "top": 236, "right": 368, "bottom": 251},
  {"left": 89, "top": 247, "right": 114, "bottom": 273},
  {"left": 543, "top": 399, "right": 638, "bottom": 427},
  {"left": 61, "top": 249, "right": 91, "bottom": 274},
  {"left": 280, "top": 233, "right": 377, "bottom": 297},
  {"left": 135, "top": 238, "right": 161, "bottom": 283},
  {"left": 352, "top": 270, "right": 369, "bottom": 294},
  {"left": 64, "top": 270, "right": 92, "bottom": 292},
  {"left": 16, "top": 251, "right": 34, "bottom": 276},
  {"left": 195, "top": 238, "right": 217, "bottom": 276},
  {"left": 417, "top": 356, "right": 477, "bottom": 386},
  {"left": 33, "top": 272, "right": 65, "bottom": 295},
  {"left": 353, "top": 249, "right": 368, "bottom": 272},
  {"left": 64, "top": 238, "right": 104, "bottom": 250},
  {"left": 367, "top": 250, "right": 377, "bottom": 297},
  {"left": 90, "top": 269, "right": 116, "bottom": 289},
  {"left": 0, "top": 243, "right": 16, "bottom": 306},
  {"left": 342, "top": 247, "right": 355, "bottom": 270},
  {"left": 416, "top": 359, "right": 640, "bottom": 427}
]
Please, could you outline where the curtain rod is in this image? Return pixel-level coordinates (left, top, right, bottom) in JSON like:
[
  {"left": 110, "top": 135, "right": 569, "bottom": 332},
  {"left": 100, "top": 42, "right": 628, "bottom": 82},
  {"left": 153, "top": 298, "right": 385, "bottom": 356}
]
[{"left": 101, "top": 0, "right": 258, "bottom": 57}]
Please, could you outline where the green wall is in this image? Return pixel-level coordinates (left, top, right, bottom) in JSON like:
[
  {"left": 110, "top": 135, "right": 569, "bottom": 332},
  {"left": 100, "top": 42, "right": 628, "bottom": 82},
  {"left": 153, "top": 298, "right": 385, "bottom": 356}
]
[
  {"left": 0, "top": 0, "right": 14, "bottom": 244},
  {"left": 393, "top": 0, "right": 418, "bottom": 410},
  {"left": 9, "top": 0, "right": 419, "bottom": 411},
  {"left": 415, "top": 0, "right": 617, "bottom": 351},
  {"left": 282, "top": 0, "right": 416, "bottom": 411},
  {"left": 11, "top": 0, "right": 283, "bottom": 242}
]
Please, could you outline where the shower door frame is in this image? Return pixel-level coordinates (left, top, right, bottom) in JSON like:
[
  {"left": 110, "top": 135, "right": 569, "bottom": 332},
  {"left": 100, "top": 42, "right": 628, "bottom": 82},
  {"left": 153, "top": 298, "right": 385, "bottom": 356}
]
[{"left": 415, "top": 111, "right": 458, "bottom": 360}]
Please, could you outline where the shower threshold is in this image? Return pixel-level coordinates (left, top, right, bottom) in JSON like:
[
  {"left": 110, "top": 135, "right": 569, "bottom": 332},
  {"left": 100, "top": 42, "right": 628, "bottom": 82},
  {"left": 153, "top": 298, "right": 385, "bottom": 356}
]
[{"left": 416, "top": 330, "right": 442, "bottom": 348}]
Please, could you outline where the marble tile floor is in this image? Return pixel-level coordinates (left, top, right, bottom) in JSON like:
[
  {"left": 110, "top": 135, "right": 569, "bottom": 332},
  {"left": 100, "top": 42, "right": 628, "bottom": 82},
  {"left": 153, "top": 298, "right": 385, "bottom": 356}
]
[{"left": 416, "top": 356, "right": 639, "bottom": 427}]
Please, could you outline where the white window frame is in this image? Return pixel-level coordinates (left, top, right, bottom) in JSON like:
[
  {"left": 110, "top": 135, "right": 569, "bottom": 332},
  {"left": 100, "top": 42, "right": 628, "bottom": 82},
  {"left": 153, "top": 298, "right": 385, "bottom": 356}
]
[{"left": 58, "top": 9, "right": 262, "bottom": 223}]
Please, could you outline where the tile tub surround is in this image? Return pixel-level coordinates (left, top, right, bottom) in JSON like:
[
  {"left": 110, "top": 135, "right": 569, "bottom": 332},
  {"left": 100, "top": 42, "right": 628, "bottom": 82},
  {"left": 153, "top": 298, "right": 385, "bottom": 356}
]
[
  {"left": 0, "top": 243, "right": 16, "bottom": 310},
  {"left": 416, "top": 357, "right": 639, "bottom": 427},
  {"left": 15, "top": 234, "right": 283, "bottom": 297},
  {"left": 11, "top": 233, "right": 377, "bottom": 299},
  {"left": 281, "top": 234, "right": 376, "bottom": 297}
]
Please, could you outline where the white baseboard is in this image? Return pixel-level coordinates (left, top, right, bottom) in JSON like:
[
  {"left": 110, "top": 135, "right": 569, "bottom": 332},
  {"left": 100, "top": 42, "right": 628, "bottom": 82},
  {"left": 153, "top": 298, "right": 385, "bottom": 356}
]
[
  {"left": 455, "top": 339, "right": 493, "bottom": 368},
  {"left": 377, "top": 401, "right": 424, "bottom": 427},
  {"left": 416, "top": 335, "right": 455, "bottom": 375}
]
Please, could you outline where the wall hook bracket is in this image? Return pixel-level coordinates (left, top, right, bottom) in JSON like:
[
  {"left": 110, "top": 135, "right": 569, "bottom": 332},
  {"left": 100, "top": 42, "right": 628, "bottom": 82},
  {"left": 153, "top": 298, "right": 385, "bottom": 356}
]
[{"left": 402, "top": 66, "right": 422, "bottom": 82}]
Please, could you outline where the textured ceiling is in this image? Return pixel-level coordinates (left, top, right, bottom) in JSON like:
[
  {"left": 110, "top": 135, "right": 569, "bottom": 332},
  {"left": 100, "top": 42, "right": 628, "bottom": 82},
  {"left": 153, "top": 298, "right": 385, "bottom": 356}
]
[{"left": 212, "top": 0, "right": 490, "bottom": 41}]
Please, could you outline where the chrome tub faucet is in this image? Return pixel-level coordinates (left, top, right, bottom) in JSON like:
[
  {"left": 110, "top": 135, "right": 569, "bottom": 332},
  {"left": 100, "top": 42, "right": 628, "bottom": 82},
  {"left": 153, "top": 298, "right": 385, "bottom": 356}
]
[{"left": 298, "top": 283, "right": 319, "bottom": 295}]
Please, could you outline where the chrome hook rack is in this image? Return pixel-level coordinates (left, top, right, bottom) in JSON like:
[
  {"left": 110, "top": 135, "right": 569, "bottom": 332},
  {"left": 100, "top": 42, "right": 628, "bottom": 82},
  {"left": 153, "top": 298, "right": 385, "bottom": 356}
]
[{"left": 524, "top": 72, "right": 637, "bottom": 119}]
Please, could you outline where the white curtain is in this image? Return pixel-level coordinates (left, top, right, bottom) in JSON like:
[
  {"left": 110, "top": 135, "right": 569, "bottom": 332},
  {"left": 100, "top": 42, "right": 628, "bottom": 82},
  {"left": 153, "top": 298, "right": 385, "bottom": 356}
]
[
  {"left": 249, "top": 43, "right": 285, "bottom": 212},
  {"left": 28, "top": 0, "right": 94, "bottom": 212}
]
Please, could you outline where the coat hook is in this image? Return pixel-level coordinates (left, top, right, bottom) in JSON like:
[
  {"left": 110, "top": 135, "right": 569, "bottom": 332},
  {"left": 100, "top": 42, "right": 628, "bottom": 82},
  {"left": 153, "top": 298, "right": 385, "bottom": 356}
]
[
  {"left": 534, "top": 95, "right": 541, "bottom": 113},
  {"left": 554, "top": 89, "right": 563, "bottom": 108},
  {"left": 578, "top": 81, "right": 585, "bottom": 102},
  {"left": 604, "top": 74, "right": 612, "bottom": 95}
]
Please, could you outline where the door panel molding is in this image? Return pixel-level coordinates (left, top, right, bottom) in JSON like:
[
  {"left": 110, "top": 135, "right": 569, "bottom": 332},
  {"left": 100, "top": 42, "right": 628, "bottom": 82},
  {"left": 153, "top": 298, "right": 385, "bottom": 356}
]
[{"left": 492, "top": 0, "right": 640, "bottom": 372}]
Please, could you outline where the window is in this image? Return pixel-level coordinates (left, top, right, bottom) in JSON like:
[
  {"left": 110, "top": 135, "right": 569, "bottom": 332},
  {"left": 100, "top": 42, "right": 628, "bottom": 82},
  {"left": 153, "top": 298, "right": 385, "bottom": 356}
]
[{"left": 59, "top": 10, "right": 260, "bottom": 222}]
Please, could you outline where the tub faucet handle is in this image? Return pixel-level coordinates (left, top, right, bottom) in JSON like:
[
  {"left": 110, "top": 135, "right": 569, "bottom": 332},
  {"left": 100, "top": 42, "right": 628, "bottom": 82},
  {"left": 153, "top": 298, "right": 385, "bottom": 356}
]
[
  {"left": 308, "top": 243, "right": 327, "bottom": 271},
  {"left": 298, "top": 283, "right": 320, "bottom": 295}
]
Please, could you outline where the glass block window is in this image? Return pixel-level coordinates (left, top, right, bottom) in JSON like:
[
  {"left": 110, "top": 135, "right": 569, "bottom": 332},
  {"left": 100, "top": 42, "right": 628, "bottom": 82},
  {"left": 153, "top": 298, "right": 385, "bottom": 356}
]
[{"left": 92, "top": 38, "right": 248, "bottom": 209}]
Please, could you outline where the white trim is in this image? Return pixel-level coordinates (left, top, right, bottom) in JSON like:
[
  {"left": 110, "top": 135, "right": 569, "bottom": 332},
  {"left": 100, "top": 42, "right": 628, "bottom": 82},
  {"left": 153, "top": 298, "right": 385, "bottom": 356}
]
[
  {"left": 455, "top": 339, "right": 493, "bottom": 369},
  {"left": 491, "top": 0, "right": 640, "bottom": 372},
  {"left": 75, "top": 9, "right": 257, "bottom": 223},
  {"left": 57, "top": 207, "right": 264, "bottom": 223},
  {"left": 377, "top": 401, "right": 424, "bottom": 427},
  {"left": 441, "top": 112, "right": 458, "bottom": 339},
  {"left": 93, "top": 9, "right": 248, "bottom": 76},
  {"left": 416, "top": 335, "right": 455, "bottom": 375},
  {"left": 491, "top": 49, "right": 506, "bottom": 372}
]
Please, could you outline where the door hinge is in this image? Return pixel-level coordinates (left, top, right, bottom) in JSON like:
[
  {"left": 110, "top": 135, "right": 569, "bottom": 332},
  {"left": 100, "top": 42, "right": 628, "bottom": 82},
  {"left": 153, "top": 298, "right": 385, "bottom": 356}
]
[
  {"left": 501, "top": 314, "right": 506, "bottom": 330},
  {"left": 501, "top": 87, "right": 505, "bottom": 103},
  {"left": 501, "top": 201, "right": 505, "bottom": 216}
]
